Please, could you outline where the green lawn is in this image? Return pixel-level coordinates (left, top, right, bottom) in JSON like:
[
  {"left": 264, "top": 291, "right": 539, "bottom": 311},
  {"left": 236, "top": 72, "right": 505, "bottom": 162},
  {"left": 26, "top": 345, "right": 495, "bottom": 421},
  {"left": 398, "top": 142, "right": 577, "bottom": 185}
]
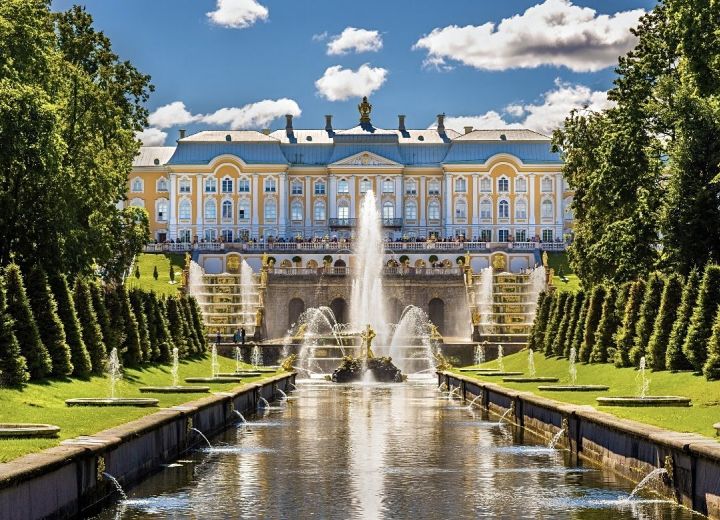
[
  {"left": 456, "top": 351, "right": 720, "bottom": 438},
  {"left": 0, "top": 355, "right": 281, "bottom": 462},
  {"left": 126, "top": 253, "right": 185, "bottom": 296},
  {"left": 547, "top": 252, "right": 581, "bottom": 293}
]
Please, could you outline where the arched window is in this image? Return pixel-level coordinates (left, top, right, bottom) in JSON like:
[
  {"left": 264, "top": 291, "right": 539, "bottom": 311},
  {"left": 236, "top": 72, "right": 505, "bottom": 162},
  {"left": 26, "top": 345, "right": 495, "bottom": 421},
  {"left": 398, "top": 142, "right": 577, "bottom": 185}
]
[
  {"left": 428, "top": 180, "right": 440, "bottom": 195},
  {"left": 314, "top": 180, "right": 326, "bottom": 195},
  {"left": 221, "top": 229, "right": 233, "bottom": 242},
  {"left": 291, "top": 180, "right": 303, "bottom": 195},
  {"left": 129, "top": 198, "right": 144, "bottom": 208},
  {"left": 498, "top": 177, "right": 509, "bottom": 193},
  {"left": 204, "top": 200, "right": 217, "bottom": 220},
  {"left": 455, "top": 178, "right": 466, "bottom": 193},
  {"left": 179, "top": 199, "right": 191, "bottom": 220},
  {"left": 382, "top": 201, "right": 395, "bottom": 220},
  {"left": 204, "top": 177, "right": 217, "bottom": 193},
  {"left": 264, "top": 199, "right": 277, "bottom": 222},
  {"left": 405, "top": 179, "right": 417, "bottom": 195},
  {"left": 238, "top": 199, "right": 250, "bottom": 221},
  {"left": 238, "top": 178, "right": 250, "bottom": 193},
  {"left": 428, "top": 200, "right": 441, "bottom": 221},
  {"left": 515, "top": 199, "right": 527, "bottom": 220},
  {"left": 221, "top": 200, "right": 233, "bottom": 220},
  {"left": 455, "top": 199, "right": 467, "bottom": 221},
  {"left": 498, "top": 200, "right": 509, "bottom": 219},
  {"left": 405, "top": 201, "right": 417, "bottom": 221},
  {"left": 156, "top": 178, "right": 168, "bottom": 192},
  {"left": 515, "top": 177, "right": 527, "bottom": 192},
  {"left": 264, "top": 178, "right": 276, "bottom": 193},
  {"left": 291, "top": 200, "right": 303, "bottom": 222},
  {"left": 479, "top": 177, "right": 491, "bottom": 193},
  {"left": 131, "top": 177, "right": 143, "bottom": 193},
  {"left": 156, "top": 199, "right": 168, "bottom": 222},
  {"left": 314, "top": 200, "right": 326, "bottom": 221},
  {"left": 382, "top": 178, "right": 394, "bottom": 193},
  {"left": 541, "top": 176, "right": 553, "bottom": 192},
  {"left": 542, "top": 199, "right": 554, "bottom": 219},
  {"left": 360, "top": 178, "right": 372, "bottom": 194},
  {"left": 337, "top": 178, "right": 349, "bottom": 193},
  {"left": 221, "top": 177, "right": 233, "bottom": 193},
  {"left": 338, "top": 200, "right": 350, "bottom": 220},
  {"left": 480, "top": 199, "right": 491, "bottom": 220}
]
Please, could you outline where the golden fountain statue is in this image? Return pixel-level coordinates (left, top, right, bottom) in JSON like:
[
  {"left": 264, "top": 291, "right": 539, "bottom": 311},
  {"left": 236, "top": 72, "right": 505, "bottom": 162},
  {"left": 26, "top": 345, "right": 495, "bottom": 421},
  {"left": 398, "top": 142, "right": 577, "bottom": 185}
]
[
  {"left": 293, "top": 323, "right": 307, "bottom": 341},
  {"left": 429, "top": 324, "right": 443, "bottom": 341},
  {"left": 360, "top": 323, "right": 376, "bottom": 359}
]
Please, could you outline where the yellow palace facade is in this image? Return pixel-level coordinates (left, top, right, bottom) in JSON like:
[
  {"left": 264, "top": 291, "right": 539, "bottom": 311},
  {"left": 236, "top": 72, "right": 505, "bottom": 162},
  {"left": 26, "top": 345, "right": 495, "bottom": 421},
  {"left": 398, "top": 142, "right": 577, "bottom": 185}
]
[{"left": 128, "top": 101, "right": 572, "bottom": 244}]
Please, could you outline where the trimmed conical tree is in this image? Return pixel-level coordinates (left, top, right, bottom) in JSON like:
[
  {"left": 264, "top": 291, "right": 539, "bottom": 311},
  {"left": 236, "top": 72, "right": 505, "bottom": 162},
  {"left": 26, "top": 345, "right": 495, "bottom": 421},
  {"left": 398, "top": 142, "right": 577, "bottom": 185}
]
[
  {"left": 552, "top": 293, "right": 575, "bottom": 357},
  {"left": 118, "top": 286, "right": 143, "bottom": 367},
  {"left": 129, "top": 289, "right": 151, "bottom": 362},
  {"left": 666, "top": 269, "right": 699, "bottom": 371},
  {"left": 614, "top": 279, "right": 646, "bottom": 368},
  {"left": 0, "top": 281, "right": 29, "bottom": 386},
  {"left": 527, "top": 291, "right": 548, "bottom": 352},
  {"left": 703, "top": 308, "right": 720, "bottom": 380},
  {"left": 544, "top": 291, "right": 569, "bottom": 356},
  {"left": 683, "top": 264, "right": 720, "bottom": 372},
  {"left": 579, "top": 284, "right": 606, "bottom": 363},
  {"left": 89, "top": 282, "right": 113, "bottom": 354},
  {"left": 180, "top": 296, "right": 200, "bottom": 355},
  {"left": 615, "top": 282, "right": 633, "bottom": 321},
  {"left": 629, "top": 272, "right": 665, "bottom": 367},
  {"left": 568, "top": 292, "right": 589, "bottom": 358},
  {"left": 4, "top": 264, "right": 51, "bottom": 380},
  {"left": 142, "top": 292, "right": 160, "bottom": 361},
  {"left": 166, "top": 297, "right": 188, "bottom": 357},
  {"left": 153, "top": 296, "right": 172, "bottom": 362},
  {"left": 25, "top": 267, "right": 73, "bottom": 377},
  {"left": 50, "top": 274, "right": 92, "bottom": 378},
  {"left": 590, "top": 285, "right": 620, "bottom": 364},
  {"left": 102, "top": 286, "right": 125, "bottom": 355},
  {"left": 73, "top": 279, "right": 107, "bottom": 375},
  {"left": 563, "top": 290, "right": 585, "bottom": 358},
  {"left": 189, "top": 297, "right": 207, "bottom": 352},
  {"left": 647, "top": 274, "right": 683, "bottom": 371}
]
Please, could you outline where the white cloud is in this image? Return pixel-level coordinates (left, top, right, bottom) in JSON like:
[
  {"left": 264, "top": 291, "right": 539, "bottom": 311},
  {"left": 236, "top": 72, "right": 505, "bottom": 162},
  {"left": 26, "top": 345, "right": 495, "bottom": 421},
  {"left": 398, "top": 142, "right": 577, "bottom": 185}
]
[
  {"left": 315, "top": 64, "right": 388, "bottom": 102},
  {"left": 148, "top": 101, "right": 199, "bottom": 129},
  {"left": 136, "top": 127, "right": 168, "bottom": 146},
  {"left": 327, "top": 27, "right": 383, "bottom": 55},
  {"left": 413, "top": 0, "right": 644, "bottom": 72},
  {"left": 441, "top": 79, "right": 613, "bottom": 135},
  {"left": 207, "top": 0, "right": 268, "bottom": 29},
  {"left": 312, "top": 31, "right": 328, "bottom": 42},
  {"left": 200, "top": 98, "right": 301, "bottom": 129}
]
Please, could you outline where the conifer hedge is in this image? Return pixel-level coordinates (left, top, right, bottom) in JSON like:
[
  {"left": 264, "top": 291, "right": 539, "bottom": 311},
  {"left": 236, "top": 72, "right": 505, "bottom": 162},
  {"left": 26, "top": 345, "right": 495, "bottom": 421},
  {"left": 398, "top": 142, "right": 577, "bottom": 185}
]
[
  {"left": 129, "top": 289, "right": 151, "bottom": 362},
  {"left": 647, "top": 274, "right": 683, "bottom": 371},
  {"left": 563, "top": 290, "right": 585, "bottom": 358},
  {"left": 683, "top": 264, "right": 720, "bottom": 372},
  {"left": 629, "top": 272, "right": 665, "bottom": 367},
  {"left": 0, "top": 280, "right": 29, "bottom": 386},
  {"left": 703, "top": 308, "right": 720, "bottom": 380},
  {"left": 50, "top": 273, "right": 92, "bottom": 377},
  {"left": 590, "top": 285, "right": 619, "bottom": 364},
  {"left": 544, "top": 292, "right": 567, "bottom": 356},
  {"left": 73, "top": 279, "right": 107, "bottom": 374},
  {"left": 666, "top": 269, "right": 699, "bottom": 371},
  {"left": 613, "top": 279, "right": 646, "bottom": 368},
  {"left": 569, "top": 293, "right": 590, "bottom": 358},
  {"left": 552, "top": 293, "right": 574, "bottom": 357},
  {"left": 579, "top": 284, "right": 606, "bottom": 363},
  {"left": 166, "top": 296, "right": 188, "bottom": 357},
  {"left": 189, "top": 297, "right": 207, "bottom": 352},
  {"left": 527, "top": 291, "right": 547, "bottom": 352}
]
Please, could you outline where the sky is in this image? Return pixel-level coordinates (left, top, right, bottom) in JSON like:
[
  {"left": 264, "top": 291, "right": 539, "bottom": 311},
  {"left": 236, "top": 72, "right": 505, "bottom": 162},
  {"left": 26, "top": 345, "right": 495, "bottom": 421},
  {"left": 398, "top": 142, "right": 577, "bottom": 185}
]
[{"left": 51, "top": 0, "right": 657, "bottom": 146}]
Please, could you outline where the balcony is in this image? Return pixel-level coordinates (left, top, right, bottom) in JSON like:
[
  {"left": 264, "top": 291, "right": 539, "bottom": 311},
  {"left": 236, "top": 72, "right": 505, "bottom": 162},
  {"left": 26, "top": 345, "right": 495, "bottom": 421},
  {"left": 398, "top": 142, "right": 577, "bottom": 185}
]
[
  {"left": 329, "top": 218, "right": 356, "bottom": 228},
  {"left": 381, "top": 218, "right": 403, "bottom": 228}
]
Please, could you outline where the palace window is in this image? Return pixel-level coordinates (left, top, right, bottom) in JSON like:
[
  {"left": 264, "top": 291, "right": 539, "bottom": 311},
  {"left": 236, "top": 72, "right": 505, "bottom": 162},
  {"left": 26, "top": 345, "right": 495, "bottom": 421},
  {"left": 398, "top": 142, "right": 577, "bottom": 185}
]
[
  {"left": 264, "top": 199, "right": 277, "bottom": 222},
  {"left": 238, "top": 178, "right": 250, "bottom": 193},
  {"left": 314, "top": 180, "right": 326, "bottom": 195},
  {"left": 455, "top": 178, "right": 466, "bottom": 193},
  {"left": 480, "top": 229, "right": 492, "bottom": 242},
  {"left": 428, "top": 180, "right": 440, "bottom": 196},
  {"left": 205, "top": 177, "right": 217, "bottom": 193},
  {"left": 338, "top": 202, "right": 350, "bottom": 220},
  {"left": 131, "top": 178, "right": 143, "bottom": 193},
  {"left": 156, "top": 199, "right": 168, "bottom": 222},
  {"left": 221, "top": 178, "right": 233, "bottom": 193},
  {"left": 479, "top": 177, "right": 491, "bottom": 193},
  {"left": 179, "top": 229, "right": 191, "bottom": 243},
  {"left": 382, "top": 179, "right": 394, "bottom": 193},
  {"left": 179, "top": 199, "right": 191, "bottom": 220},
  {"left": 221, "top": 229, "right": 233, "bottom": 242},
  {"left": 498, "top": 229, "right": 509, "bottom": 242},
  {"left": 541, "top": 199, "right": 554, "bottom": 219},
  {"left": 516, "top": 177, "right": 527, "bottom": 193},
  {"left": 498, "top": 200, "right": 509, "bottom": 219},
  {"left": 291, "top": 200, "right": 303, "bottom": 222},
  {"left": 382, "top": 201, "right": 395, "bottom": 220},
  {"left": 222, "top": 200, "right": 233, "bottom": 220},
  {"left": 428, "top": 200, "right": 441, "bottom": 221},
  {"left": 498, "top": 177, "right": 509, "bottom": 193},
  {"left": 541, "top": 177, "right": 553, "bottom": 192},
  {"left": 337, "top": 179, "right": 349, "bottom": 193},
  {"left": 238, "top": 200, "right": 250, "bottom": 221},
  {"left": 360, "top": 179, "right": 372, "bottom": 194},
  {"left": 264, "top": 178, "right": 276, "bottom": 193},
  {"left": 542, "top": 229, "right": 554, "bottom": 242},
  {"left": 515, "top": 229, "right": 527, "bottom": 242},
  {"left": 455, "top": 199, "right": 467, "bottom": 221},
  {"left": 291, "top": 180, "right": 303, "bottom": 195},
  {"left": 405, "top": 201, "right": 417, "bottom": 221},
  {"left": 204, "top": 200, "right": 217, "bottom": 220},
  {"left": 515, "top": 199, "right": 527, "bottom": 220},
  {"left": 129, "top": 198, "right": 144, "bottom": 208},
  {"left": 405, "top": 180, "right": 417, "bottom": 195},
  {"left": 156, "top": 178, "right": 168, "bottom": 192},
  {"left": 314, "top": 200, "right": 326, "bottom": 221},
  {"left": 179, "top": 178, "right": 191, "bottom": 194},
  {"left": 480, "top": 199, "right": 492, "bottom": 220},
  {"left": 204, "top": 229, "right": 216, "bottom": 242}
]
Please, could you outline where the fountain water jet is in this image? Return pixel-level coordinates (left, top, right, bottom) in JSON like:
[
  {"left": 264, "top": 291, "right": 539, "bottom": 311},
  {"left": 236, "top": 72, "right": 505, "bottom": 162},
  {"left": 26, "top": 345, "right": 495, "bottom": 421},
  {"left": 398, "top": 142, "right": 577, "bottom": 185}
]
[
  {"left": 547, "top": 428, "right": 565, "bottom": 449},
  {"left": 102, "top": 472, "right": 127, "bottom": 500},
  {"left": 190, "top": 428, "right": 212, "bottom": 449},
  {"left": 597, "top": 355, "right": 690, "bottom": 406},
  {"left": 140, "top": 347, "right": 210, "bottom": 393},
  {"left": 538, "top": 347, "right": 609, "bottom": 392}
]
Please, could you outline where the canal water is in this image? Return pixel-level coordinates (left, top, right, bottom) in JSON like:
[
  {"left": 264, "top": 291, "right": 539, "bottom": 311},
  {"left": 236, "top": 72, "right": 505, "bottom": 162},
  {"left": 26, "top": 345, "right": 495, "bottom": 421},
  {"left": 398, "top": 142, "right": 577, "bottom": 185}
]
[{"left": 93, "top": 379, "right": 702, "bottom": 519}]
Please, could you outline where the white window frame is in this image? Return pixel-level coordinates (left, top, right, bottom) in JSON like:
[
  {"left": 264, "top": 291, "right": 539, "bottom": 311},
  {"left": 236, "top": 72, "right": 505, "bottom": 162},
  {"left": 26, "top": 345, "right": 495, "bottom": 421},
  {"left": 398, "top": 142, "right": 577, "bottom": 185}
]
[
  {"left": 131, "top": 177, "right": 144, "bottom": 193},
  {"left": 480, "top": 199, "right": 492, "bottom": 220},
  {"left": 264, "top": 178, "right": 277, "bottom": 193},
  {"left": 221, "top": 199, "right": 233, "bottom": 221},
  {"left": 179, "top": 198, "right": 191, "bottom": 221},
  {"left": 156, "top": 177, "right": 168, "bottom": 192},
  {"left": 238, "top": 178, "right": 250, "bottom": 193},
  {"left": 155, "top": 198, "right": 168, "bottom": 222},
  {"left": 382, "top": 178, "right": 394, "bottom": 193},
  {"left": 497, "top": 176, "right": 510, "bottom": 193},
  {"left": 337, "top": 178, "right": 349, "bottom": 194},
  {"left": 204, "top": 176, "right": 217, "bottom": 193},
  {"left": 428, "top": 180, "right": 441, "bottom": 196},
  {"left": 428, "top": 200, "right": 441, "bottom": 221},
  {"left": 455, "top": 177, "right": 467, "bottom": 193},
  {"left": 179, "top": 178, "right": 192, "bottom": 194},
  {"left": 291, "top": 180, "right": 303, "bottom": 195},
  {"left": 314, "top": 200, "right": 326, "bottom": 222},
  {"left": 291, "top": 200, "right": 303, "bottom": 222},
  {"left": 204, "top": 199, "right": 217, "bottom": 221},
  {"left": 314, "top": 180, "right": 326, "bottom": 195},
  {"left": 238, "top": 199, "right": 250, "bottom": 222},
  {"left": 221, "top": 177, "right": 233, "bottom": 194}
]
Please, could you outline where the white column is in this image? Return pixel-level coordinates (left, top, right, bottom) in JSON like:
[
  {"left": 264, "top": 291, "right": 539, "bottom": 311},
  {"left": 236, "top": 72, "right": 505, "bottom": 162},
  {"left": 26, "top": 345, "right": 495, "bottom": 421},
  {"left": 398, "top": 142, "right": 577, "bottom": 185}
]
[
  {"left": 395, "top": 176, "right": 402, "bottom": 221},
  {"left": 375, "top": 176, "right": 382, "bottom": 208},
  {"left": 305, "top": 176, "right": 311, "bottom": 236},
  {"left": 196, "top": 174, "right": 203, "bottom": 240},
  {"left": 471, "top": 175, "right": 479, "bottom": 229},
  {"left": 528, "top": 173, "right": 536, "bottom": 239},
  {"left": 555, "top": 173, "right": 564, "bottom": 239},
  {"left": 252, "top": 174, "right": 259, "bottom": 238},
  {"left": 328, "top": 174, "right": 337, "bottom": 219},
  {"left": 169, "top": 173, "right": 177, "bottom": 239},
  {"left": 444, "top": 173, "right": 452, "bottom": 236},
  {"left": 349, "top": 176, "right": 356, "bottom": 218},
  {"left": 419, "top": 177, "right": 427, "bottom": 229},
  {"left": 278, "top": 172, "right": 288, "bottom": 238}
]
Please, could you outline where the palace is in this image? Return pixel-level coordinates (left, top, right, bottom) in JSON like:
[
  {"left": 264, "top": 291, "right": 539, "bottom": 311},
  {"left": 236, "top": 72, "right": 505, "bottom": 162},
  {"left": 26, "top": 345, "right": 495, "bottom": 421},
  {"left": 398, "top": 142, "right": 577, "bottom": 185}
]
[{"left": 128, "top": 98, "right": 572, "bottom": 244}]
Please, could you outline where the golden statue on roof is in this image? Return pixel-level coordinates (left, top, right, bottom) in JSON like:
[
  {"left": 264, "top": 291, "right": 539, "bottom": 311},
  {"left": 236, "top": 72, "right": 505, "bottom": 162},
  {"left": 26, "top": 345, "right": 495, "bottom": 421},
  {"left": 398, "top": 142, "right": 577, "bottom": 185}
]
[{"left": 358, "top": 96, "right": 372, "bottom": 124}]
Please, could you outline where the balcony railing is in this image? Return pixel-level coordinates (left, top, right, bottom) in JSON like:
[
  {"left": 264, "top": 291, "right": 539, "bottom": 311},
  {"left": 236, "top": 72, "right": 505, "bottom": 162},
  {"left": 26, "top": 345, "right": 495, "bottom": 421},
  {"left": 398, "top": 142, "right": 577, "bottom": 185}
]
[
  {"left": 269, "top": 267, "right": 462, "bottom": 277},
  {"left": 328, "top": 218, "right": 356, "bottom": 228}
]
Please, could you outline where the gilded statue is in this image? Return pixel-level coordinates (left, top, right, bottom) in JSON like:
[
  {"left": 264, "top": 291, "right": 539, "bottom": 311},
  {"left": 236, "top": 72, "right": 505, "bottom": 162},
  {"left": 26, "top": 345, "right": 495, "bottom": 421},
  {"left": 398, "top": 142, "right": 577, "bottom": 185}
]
[
  {"left": 293, "top": 323, "right": 307, "bottom": 341},
  {"left": 360, "top": 324, "right": 376, "bottom": 359},
  {"left": 471, "top": 308, "right": 481, "bottom": 326},
  {"left": 542, "top": 251, "right": 549, "bottom": 267},
  {"left": 261, "top": 252, "right": 269, "bottom": 268},
  {"left": 429, "top": 324, "right": 443, "bottom": 341},
  {"left": 281, "top": 353, "right": 297, "bottom": 372},
  {"left": 226, "top": 254, "right": 241, "bottom": 273},
  {"left": 358, "top": 96, "right": 372, "bottom": 124},
  {"left": 255, "top": 308, "right": 264, "bottom": 327},
  {"left": 492, "top": 253, "right": 506, "bottom": 271}
]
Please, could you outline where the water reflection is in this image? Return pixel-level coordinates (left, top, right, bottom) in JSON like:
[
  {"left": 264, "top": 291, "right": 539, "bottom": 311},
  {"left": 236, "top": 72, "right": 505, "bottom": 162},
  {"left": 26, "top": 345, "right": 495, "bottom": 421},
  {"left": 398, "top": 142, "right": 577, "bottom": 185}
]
[{"left": 92, "top": 379, "right": 703, "bottom": 520}]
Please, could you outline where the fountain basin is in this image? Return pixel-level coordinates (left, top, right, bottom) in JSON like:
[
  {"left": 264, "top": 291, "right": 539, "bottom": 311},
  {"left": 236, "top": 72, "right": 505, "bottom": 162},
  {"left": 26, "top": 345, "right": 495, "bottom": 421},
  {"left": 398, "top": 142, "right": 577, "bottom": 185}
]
[
  {"left": 65, "top": 398, "right": 159, "bottom": 407},
  {"left": 0, "top": 423, "right": 61, "bottom": 438},
  {"left": 476, "top": 371, "right": 523, "bottom": 377},
  {"left": 218, "top": 372, "right": 261, "bottom": 378},
  {"left": 502, "top": 377, "right": 559, "bottom": 383},
  {"left": 184, "top": 377, "right": 243, "bottom": 383},
  {"left": 138, "top": 386, "right": 210, "bottom": 394},
  {"left": 596, "top": 396, "right": 691, "bottom": 407},
  {"left": 252, "top": 368, "right": 279, "bottom": 373},
  {"left": 537, "top": 385, "right": 609, "bottom": 392},
  {"left": 332, "top": 357, "right": 403, "bottom": 383},
  {"left": 458, "top": 367, "right": 483, "bottom": 372}
]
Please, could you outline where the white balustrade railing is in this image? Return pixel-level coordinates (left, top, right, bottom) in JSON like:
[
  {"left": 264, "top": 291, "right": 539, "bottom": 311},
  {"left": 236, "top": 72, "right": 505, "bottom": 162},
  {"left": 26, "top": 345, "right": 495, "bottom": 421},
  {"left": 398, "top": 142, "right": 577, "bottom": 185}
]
[
  {"left": 509, "top": 242, "right": 538, "bottom": 251},
  {"left": 541, "top": 242, "right": 567, "bottom": 251}
]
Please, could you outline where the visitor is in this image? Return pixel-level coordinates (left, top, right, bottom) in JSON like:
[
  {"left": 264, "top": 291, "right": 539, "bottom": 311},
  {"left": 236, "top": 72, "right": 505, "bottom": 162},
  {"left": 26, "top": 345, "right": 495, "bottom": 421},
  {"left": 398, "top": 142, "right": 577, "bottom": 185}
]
[
  {"left": 240, "top": 327, "right": 246, "bottom": 346},
  {"left": 233, "top": 328, "right": 241, "bottom": 346},
  {"left": 215, "top": 331, "right": 221, "bottom": 346}
]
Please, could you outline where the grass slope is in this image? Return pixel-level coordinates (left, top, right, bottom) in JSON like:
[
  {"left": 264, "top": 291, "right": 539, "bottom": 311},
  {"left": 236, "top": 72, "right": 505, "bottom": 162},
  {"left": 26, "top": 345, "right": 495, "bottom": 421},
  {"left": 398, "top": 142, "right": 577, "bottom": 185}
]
[
  {"left": 547, "top": 252, "right": 581, "bottom": 293},
  {"left": 0, "top": 355, "right": 279, "bottom": 462},
  {"left": 456, "top": 351, "right": 720, "bottom": 438},
  {"left": 126, "top": 253, "right": 185, "bottom": 297}
]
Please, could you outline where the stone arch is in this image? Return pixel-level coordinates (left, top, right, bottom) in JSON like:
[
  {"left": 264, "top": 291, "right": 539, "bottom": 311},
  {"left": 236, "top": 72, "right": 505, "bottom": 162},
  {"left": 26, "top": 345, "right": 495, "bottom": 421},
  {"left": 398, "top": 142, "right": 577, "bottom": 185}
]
[
  {"left": 428, "top": 298, "right": 445, "bottom": 335},
  {"left": 334, "top": 259, "right": 346, "bottom": 267},
  {"left": 330, "top": 298, "right": 347, "bottom": 324},
  {"left": 307, "top": 259, "right": 318, "bottom": 269},
  {"left": 288, "top": 298, "right": 305, "bottom": 329}
]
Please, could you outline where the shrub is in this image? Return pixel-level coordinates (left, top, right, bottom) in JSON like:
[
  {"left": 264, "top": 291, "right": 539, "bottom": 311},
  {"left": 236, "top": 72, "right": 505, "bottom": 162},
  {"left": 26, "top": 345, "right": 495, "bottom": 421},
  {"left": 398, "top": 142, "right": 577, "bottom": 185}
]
[
  {"left": 50, "top": 274, "right": 92, "bottom": 378},
  {"left": 666, "top": 269, "right": 699, "bottom": 371},
  {"left": 0, "top": 281, "right": 29, "bottom": 386},
  {"left": 291, "top": 256, "right": 302, "bottom": 265},
  {"left": 153, "top": 266, "right": 158, "bottom": 281},
  {"left": 579, "top": 284, "right": 606, "bottom": 363},
  {"left": 683, "top": 264, "right": 720, "bottom": 372},
  {"left": 527, "top": 291, "right": 547, "bottom": 352},
  {"left": 568, "top": 293, "right": 590, "bottom": 358},
  {"left": 129, "top": 289, "right": 151, "bottom": 362},
  {"left": 90, "top": 282, "right": 113, "bottom": 353},
  {"left": 544, "top": 292, "right": 568, "bottom": 356},
  {"left": 109, "top": 285, "right": 142, "bottom": 366},
  {"left": 146, "top": 292, "right": 171, "bottom": 362},
  {"left": 552, "top": 293, "right": 575, "bottom": 357},
  {"left": 455, "top": 256, "right": 464, "bottom": 265},
  {"left": 647, "top": 274, "right": 683, "bottom": 371},
  {"left": 629, "top": 272, "right": 665, "bottom": 367},
  {"left": 188, "top": 297, "right": 207, "bottom": 352},
  {"left": 166, "top": 297, "right": 188, "bottom": 357},
  {"left": 613, "top": 279, "right": 646, "bottom": 368},
  {"left": 322, "top": 255, "right": 332, "bottom": 265},
  {"left": 703, "top": 308, "right": 720, "bottom": 380},
  {"left": 563, "top": 290, "right": 586, "bottom": 358},
  {"left": 429, "top": 255, "right": 439, "bottom": 264},
  {"left": 590, "top": 286, "right": 620, "bottom": 364},
  {"left": 400, "top": 255, "right": 410, "bottom": 264},
  {"left": 4, "top": 264, "right": 51, "bottom": 380},
  {"left": 73, "top": 279, "right": 107, "bottom": 374}
]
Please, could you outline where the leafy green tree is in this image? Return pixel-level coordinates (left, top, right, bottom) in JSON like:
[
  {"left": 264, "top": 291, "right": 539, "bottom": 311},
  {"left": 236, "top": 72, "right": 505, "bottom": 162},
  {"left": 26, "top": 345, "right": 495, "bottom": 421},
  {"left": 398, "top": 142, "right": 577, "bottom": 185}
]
[
  {"left": 683, "top": 264, "right": 720, "bottom": 372},
  {"left": 647, "top": 274, "right": 684, "bottom": 371},
  {"left": 614, "top": 279, "right": 646, "bottom": 368},
  {"left": 89, "top": 282, "right": 112, "bottom": 353},
  {"left": 666, "top": 269, "right": 699, "bottom": 371},
  {"left": 527, "top": 291, "right": 548, "bottom": 353},
  {"left": 563, "top": 290, "right": 585, "bottom": 358},
  {"left": 579, "top": 285, "right": 606, "bottom": 363},
  {"left": 590, "top": 286, "right": 620, "bottom": 364},
  {"left": 50, "top": 273, "right": 92, "bottom": 377},
  {"left": 73, "top": 278, "right": 106, "bottom": 374},
  {"left": 552, "top": 293, "right": 575, "bottom": 357},
  {"left": 629, "top": 273, "right": 665, "bottom": 367},
  {"left": 3, "top": 264, "right": 51, "bottom": 379},
  {"left": 25, "top": 267, "right": 73, "bottom": 377},
  {"left": 0, "top": 280, "right": 29, "bottom": 386},
  {"left": 165, "top": 297, "right": 187, "bottom": 357},
  {"left": 129, "top": 289, "right": 151, "bottom": 362}
]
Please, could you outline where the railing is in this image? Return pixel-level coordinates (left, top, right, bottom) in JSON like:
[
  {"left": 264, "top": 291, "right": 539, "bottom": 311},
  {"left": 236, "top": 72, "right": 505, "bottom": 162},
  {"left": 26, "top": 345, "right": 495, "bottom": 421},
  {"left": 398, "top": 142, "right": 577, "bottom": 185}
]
[
  {"left": 508, "top": 242, "right": 538, "bottom": 251},
  {"left": 269, "top": 267, "right": 462, "bottom": 277},
  {"left": 143, "top": 242, "right": 223, "bottom": 253},
  {"left": 541, "top": 242, "right": 567, "bottom": 251},
  {"left": 328, "top": 218, "right": 356, "bottom": 228}
]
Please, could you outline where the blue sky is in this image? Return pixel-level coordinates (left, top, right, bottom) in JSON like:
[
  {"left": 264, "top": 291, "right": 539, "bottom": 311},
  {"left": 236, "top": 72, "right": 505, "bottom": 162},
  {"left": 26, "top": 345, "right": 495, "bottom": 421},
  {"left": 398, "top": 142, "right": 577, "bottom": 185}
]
[{"left": 51, "top": 0, "right": 657, "bottom": 145}]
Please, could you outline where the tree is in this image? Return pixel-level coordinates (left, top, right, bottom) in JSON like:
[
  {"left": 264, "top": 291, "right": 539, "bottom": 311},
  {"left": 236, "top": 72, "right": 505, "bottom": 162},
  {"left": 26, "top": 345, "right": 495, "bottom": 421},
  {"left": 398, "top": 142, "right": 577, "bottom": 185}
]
[
  {"left": 73, "top": 278, "right": 106, "bottom": 374},
  {"left": 165, "top": 297, "right": 187, "bottom": 357},
  {"left": 108, "top": 285, "right": 142, "bottom": 366},
  {"left": 527, "top": 291, "right": 548, "bottom": 353},
  {"left": 544, "top": 292, "right": 568, "bottom": 356},
  {"left": 179, "top": 296, "right": 200, "bottom": 355},
  {"left": 614, "top": 279, "right": 646, "bottom": 368},
  {"left": 703, "top": 308, "right": 720, "bottom": 380},
  {"left": 539, "top": 292, "right": 559, "bottom": 355},
  {"left": 50, "top": 273, "right": 92, "bottom": 377},
  {"left": 25, "top": 267, "right": 73, "bottom": 377},
  {"left": 128, "top": 289, "right": 151, "bottom": 362},
  {"left": 552, "top": 293, "right": 575, "bottom": 357},
  {"left": 646, "top": 273, "right": 684, "bottom": 371},
  {"left": 666, "top": 269, "right": 699, "bottom": 371},
  {"left": 153, "top": 296, "right": 172, "bottom": 362},
  {"left": 569, "top": 293, "right": 590, "bottom": 358},
  {"left": 188, "top": 296, "right": 207, "bottom": 353},
  {"left": 683, "top": 264, "right": 720, "bottom": 372},
  {"left": 134, "top": 265, "right": 140, "bottom": 280},
  {"left": 563, "top": 290, "right": 585, "bottom": 358},
  {"left": 579, "top": 285, "right": 606, "bottom": 363},
  {"left": 590, "top": 286, "right": 620, "bottom": 364},
  {"left": 169, "top": 265, "right": 175, "bottom": 284},
  {"left": 153, "top": 265, "right": 158, "bottom": 281},
  {"left": 3, "top": 264, "right": 51, "bottom": 379},
  {"left": 89, "top": 282, "right": 112, "bottom": 353},
  {"left": 0, "top": 280, "right": 29, "bottom": 386},
  {"left": 629, "top": 272, "right": 665, "bottom": 367}
]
